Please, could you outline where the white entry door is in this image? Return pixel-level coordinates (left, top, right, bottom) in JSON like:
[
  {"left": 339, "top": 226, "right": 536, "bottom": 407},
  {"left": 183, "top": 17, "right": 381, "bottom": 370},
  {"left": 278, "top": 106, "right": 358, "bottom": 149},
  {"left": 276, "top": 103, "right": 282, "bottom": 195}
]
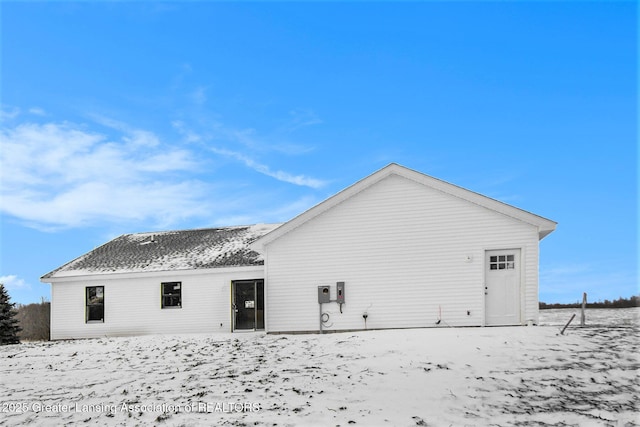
[{"left": 485, "top": 249, "right": 521, "bottom": 326}]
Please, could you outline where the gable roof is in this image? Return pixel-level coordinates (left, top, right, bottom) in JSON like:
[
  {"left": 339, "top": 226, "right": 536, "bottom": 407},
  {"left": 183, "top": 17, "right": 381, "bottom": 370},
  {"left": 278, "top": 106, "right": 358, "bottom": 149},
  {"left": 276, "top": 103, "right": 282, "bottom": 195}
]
[
  {"left": 42, "top": 224, "right": 281, "bottom": 280},
  {"left": 252, "top": 163, "right": 557, "bottom": 250}
]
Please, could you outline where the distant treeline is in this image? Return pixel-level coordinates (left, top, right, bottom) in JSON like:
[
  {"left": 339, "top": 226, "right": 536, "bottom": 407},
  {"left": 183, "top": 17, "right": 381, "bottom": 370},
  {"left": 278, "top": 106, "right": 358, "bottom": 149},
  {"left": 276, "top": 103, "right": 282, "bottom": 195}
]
[
  {"left": 15, "top": 301, "right": 50, "bottom": 341},
  {"left": 540, "top": 295, "right": 639, "bottom": 309}
]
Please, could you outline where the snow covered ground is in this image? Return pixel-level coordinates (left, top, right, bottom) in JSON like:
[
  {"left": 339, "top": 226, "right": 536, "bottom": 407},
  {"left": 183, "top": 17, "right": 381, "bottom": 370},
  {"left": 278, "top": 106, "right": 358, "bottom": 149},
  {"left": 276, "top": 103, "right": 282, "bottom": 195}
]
[
  {"left": 1, "top": 308, "right": 638, "bottom": 426},
  {"left": 539, "top": 307, "right": 639, "bottom": 327}
]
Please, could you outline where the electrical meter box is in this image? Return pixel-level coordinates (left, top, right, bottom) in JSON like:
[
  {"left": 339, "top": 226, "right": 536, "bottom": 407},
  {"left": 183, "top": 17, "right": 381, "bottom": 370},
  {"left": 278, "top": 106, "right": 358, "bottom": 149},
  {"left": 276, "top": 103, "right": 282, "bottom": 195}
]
[
  {"left": 336, "top": 282, "right": 345, "bottom": 304},
  {"left": 318, "top": 286, "right": 331, "bottom": 303}
]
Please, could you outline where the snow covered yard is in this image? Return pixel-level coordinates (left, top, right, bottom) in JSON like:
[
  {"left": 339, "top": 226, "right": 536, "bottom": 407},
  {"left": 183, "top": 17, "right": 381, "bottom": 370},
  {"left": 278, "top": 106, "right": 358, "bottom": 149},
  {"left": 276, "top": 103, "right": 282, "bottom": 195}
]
[{"left": 1, "top": 309, "right": 638, "bottom": 427}]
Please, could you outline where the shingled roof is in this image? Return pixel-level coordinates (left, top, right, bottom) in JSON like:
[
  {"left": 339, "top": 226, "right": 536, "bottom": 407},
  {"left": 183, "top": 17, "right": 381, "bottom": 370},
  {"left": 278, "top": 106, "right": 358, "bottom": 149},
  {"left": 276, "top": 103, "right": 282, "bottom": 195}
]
[{"left": 42, "top": 224, "right": 281, "bottom": 279}]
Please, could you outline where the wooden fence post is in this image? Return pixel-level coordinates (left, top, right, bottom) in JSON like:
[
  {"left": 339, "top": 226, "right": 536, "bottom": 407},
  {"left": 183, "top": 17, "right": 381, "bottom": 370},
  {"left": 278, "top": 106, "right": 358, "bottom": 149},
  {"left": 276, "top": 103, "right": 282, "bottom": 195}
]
[
  {"left": 561, "top": 314, "right": 576, "bottom": 335},
  {"left": 581, "top": 292, "right": 587, "bottom": 327}
]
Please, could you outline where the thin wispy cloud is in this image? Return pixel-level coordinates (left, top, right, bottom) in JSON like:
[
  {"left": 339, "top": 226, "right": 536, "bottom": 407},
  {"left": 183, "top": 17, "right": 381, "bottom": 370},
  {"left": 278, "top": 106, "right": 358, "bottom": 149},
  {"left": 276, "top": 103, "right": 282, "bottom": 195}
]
[
  {"left": 211, "top": 147, "right": 327, "bottom": 189},
  {"left": 223, "top": 127, "right": 316, "bottom": 157},
  {"left": 0, "top": 73, "right": 327, "bottom": 231},
  {"left": 1, "top": 108, "right": 328, "bottom": 231},
  {"left": 171, "top": 120, "right": 203, "bottom": 143},
  {"left": 28, "top": 107, "right": 47, "bottom": 116},
  {"left": 283, "top": 109, "right": 323, "bottom": 133},
  {"left": 0, "top": 105, "right": 20, "bottom": 121},
  {"left": 190, "top": 86, "right": 208, "bottom": 105},
  {"left": 226, "top": 110, "right": 321, "bottom": 155},
  {"left": 165, "top": 82, "right": 327, "bottom": 189},
  {"left": 90, "top": 114, "right": 161, "bottom": 148},
  {"left": 0, "top": 119, "right": 210, "bottom": 230},
  {"left": 168, "top": 64, "right": 321, "bottom": 159}
]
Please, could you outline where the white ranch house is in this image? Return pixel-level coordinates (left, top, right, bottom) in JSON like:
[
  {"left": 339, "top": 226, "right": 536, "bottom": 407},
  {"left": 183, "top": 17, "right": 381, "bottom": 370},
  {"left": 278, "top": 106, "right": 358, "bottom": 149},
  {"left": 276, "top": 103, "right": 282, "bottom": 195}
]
[{"left": 41, "top": 164, "right": 556, "bottom": 339}]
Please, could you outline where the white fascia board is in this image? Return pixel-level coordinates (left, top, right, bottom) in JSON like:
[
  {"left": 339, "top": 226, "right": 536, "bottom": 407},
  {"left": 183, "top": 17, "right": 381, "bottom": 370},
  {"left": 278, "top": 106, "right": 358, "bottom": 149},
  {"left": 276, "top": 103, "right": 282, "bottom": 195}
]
[{"left": 40, "top": 265, "right": 265, "bottom": 284}]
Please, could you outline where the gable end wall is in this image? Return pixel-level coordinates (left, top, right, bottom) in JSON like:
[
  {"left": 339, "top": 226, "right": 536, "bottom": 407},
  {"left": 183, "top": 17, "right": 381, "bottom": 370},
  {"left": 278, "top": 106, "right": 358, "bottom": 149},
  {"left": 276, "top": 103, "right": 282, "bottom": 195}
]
[{"left": 264, "top": 174, "right": 540, "bottom": 333}]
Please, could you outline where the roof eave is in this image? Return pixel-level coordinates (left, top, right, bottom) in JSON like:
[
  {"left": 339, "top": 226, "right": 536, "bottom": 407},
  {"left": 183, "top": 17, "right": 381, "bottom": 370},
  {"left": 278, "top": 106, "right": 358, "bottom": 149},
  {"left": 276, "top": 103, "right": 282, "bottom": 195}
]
[
  {"left": 538, "top": 224, "right": 557, "bottom": 240},
  {"left": 41, "top": 264, "right": 266, "bottom": 283}
]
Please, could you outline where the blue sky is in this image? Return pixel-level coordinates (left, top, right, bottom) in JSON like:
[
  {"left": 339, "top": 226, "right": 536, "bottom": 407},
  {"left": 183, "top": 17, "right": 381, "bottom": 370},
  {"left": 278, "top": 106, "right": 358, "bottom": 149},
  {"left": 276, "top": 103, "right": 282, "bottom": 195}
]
[{"left": 1, "top": 2, "right": 636, "bottom": 305}]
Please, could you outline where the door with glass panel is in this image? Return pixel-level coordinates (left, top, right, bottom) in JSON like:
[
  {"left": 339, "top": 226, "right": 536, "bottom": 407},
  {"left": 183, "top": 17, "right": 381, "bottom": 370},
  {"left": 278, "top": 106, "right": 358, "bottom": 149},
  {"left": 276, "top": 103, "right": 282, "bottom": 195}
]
[
  {"left": 485, "top": 249, "right": 521, "bottom": 326},
  {"left": 232, "top": 280, "right": 264, "bottom": 331}
]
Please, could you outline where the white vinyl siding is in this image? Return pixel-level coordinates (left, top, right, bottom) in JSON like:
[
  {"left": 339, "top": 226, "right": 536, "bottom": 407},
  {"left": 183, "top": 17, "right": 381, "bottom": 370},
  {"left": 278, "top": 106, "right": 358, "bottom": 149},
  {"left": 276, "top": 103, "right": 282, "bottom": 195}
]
[
  {"left": 49, "top": 267, "right": 263, "bottom": 340},
  {"left": 264, "top": 174, "right": 541, "bottom": 333}
]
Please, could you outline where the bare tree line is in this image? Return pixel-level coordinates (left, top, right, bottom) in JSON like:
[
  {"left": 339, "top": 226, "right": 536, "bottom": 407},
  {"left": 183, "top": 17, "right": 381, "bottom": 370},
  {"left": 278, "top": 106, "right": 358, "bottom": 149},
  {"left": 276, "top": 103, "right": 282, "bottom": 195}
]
[
  {"left": 540, "top": 294, "right": 639, "bottom": 310},
  {"left": 15, "top": 301, "right": 50, "bottom": 341}
]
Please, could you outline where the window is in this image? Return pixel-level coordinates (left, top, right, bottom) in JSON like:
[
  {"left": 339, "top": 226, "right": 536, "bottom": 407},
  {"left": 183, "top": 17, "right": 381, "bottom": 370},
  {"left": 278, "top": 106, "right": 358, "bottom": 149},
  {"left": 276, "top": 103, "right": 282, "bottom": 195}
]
[
  {"left": 162, "top": 282, "right": 182, "bottom": 308},
  {"left": 490, "top": 254, "right": 515, "bottom": 270},
  {"left": 86, "top": 286, "right": 104, "bottom": 322}
]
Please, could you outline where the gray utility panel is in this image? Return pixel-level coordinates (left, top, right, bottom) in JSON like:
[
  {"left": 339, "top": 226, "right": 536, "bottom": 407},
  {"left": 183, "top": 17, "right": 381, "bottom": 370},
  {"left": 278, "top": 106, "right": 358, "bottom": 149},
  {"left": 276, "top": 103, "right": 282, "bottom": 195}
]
[{"left": 318, "top": 285, "right": 331, "bottom": 303}]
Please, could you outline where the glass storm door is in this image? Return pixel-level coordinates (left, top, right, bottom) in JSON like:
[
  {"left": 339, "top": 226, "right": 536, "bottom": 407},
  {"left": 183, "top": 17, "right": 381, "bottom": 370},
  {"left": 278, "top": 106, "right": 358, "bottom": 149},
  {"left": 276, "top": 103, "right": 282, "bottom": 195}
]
[
  {"left": 232, "top": 280, "right": 264, "bottom": 331},
  {"left": 485, "top": 249, "right": 521, "bottom": 326}
]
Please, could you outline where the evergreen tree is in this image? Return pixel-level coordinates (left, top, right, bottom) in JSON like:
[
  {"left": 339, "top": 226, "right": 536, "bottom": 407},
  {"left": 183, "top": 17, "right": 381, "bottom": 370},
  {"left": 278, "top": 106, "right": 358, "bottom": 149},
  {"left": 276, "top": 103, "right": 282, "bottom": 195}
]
[{"left": 0, "top": 283, "right": 21, "bottom": 345}]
